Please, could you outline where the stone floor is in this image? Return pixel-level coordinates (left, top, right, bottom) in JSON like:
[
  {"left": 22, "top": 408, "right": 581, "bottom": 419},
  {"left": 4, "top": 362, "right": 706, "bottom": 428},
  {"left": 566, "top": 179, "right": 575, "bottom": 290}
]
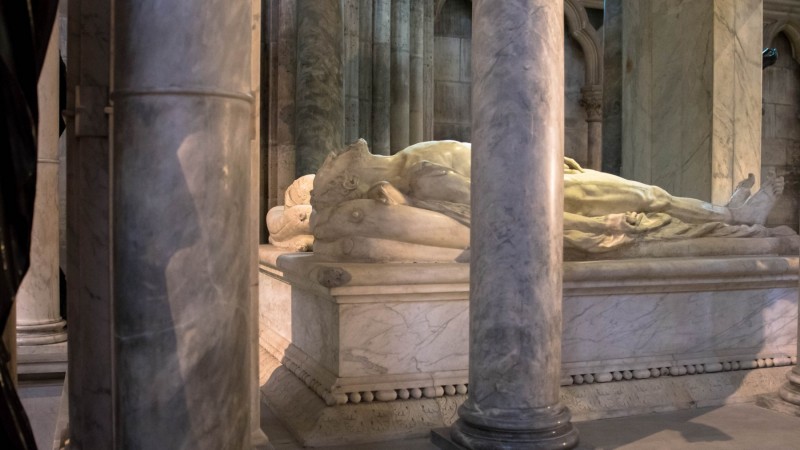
[
  {"left": 20, "top": 380, "right": 800, "bottom": 449},
  {"left": 262, "top": 402, "right": 800, "bottom": 449},
  {"left": 19, "top": 377, "right": 64, "bottom": 450}
]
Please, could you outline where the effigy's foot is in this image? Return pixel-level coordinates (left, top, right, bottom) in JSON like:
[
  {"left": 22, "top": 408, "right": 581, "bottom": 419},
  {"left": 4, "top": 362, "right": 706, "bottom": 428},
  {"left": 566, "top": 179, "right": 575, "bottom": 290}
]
[
  {"left": 727, "top": 173, "right": 755, "bottom": 208},
  {"left": 730, "top": 176, "right": 784, "bottom": 225}
]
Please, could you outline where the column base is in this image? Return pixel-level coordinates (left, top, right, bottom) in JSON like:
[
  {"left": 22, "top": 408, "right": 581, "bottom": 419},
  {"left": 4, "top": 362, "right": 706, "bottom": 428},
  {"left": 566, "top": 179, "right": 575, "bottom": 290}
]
[
  {"left": 756, "top": 367, "right": 800, "bottom": 417},
  {"left": 17, "top": 341, "right": 67, "bottom": 377},
  {"left": 435, "top": 401, "right": 580, "bottom": 450},
  {"left": 432, "top": 421, "right": 579, "bottom": 450},
  {"left": 451, "top": 419, "right": 578, "bottom": 450},
  {"left": 440, "top": 400, "right": 579, "bottom": 450},
  {"left": 16, "top": 319, "right": 67, "bottom": 346}
]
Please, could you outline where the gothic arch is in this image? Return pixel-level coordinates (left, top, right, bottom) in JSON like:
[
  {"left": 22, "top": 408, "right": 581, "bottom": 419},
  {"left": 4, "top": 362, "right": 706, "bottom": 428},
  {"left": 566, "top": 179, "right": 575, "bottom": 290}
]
[
  {"left": 765, "top": 19, "right": 800, "bottom": 65},
  {"left": 564, "top": 0, "right": 603, "bottom": 87}
]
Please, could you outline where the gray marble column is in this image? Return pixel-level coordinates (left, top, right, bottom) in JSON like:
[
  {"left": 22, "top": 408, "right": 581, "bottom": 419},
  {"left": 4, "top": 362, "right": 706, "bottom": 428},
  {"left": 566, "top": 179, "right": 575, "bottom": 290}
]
[
  {"left": 372, "top": 0, "right": 392, "bottom": 155},
  {"left": 295, "top": 0, "right": 343, "bottom": 176},
  {"left": 17, "top": 19, "right": 67, "bottom": 346},
  {"left": 344, "top": 0, "right": 360, "bottom": 144},
  {"left": 445, "top": 0, "right": 579, "bottom": 448},
  {"left": 422, "top": 0, "right": 434, "bottom": 140},
  {"left": 409, "top": 0, "right": 424, "bottom": 144},
  {"left": 601, "top": 0, "right": 623, "bottom": 175},
  {"left": 390, "top": 0, "right": 410, "bottom": 153},
  {"left": 113, "top": 0, "right": 252, "bottom": 447}
]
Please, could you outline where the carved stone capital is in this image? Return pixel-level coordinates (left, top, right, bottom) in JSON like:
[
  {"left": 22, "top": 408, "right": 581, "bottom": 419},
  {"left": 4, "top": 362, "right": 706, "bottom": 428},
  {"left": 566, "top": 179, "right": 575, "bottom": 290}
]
[{"left": 580, "top": 86, "right": 603, "bottom": 122}]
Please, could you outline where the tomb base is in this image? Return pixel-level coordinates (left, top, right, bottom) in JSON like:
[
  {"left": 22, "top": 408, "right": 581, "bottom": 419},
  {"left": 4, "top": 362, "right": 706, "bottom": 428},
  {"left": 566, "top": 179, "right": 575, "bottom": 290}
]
[{"left": 259, "top": 245, "right": 798, "bottom": 446}]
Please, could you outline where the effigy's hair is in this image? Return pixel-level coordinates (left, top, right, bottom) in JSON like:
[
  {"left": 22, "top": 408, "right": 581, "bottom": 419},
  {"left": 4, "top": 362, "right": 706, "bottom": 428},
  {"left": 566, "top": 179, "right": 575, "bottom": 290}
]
[{"left": 312, "top": 139, "right": 371, "bottom": 210}]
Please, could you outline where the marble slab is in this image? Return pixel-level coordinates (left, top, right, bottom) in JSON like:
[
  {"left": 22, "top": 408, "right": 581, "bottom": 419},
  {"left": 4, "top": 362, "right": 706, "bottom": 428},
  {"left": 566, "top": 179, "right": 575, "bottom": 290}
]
[{"left": 260, "top": 245, "right": 797, "bottom": 397}]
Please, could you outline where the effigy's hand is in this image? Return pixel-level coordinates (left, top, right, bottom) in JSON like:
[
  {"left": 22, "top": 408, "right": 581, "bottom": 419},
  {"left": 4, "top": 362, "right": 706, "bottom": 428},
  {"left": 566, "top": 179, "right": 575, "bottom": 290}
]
[
  {"left": 564, "top": 157, "right": 584, "bottom": 174},
  {"left": 367, "top": 181, "right": 409, "bottom": 205}
]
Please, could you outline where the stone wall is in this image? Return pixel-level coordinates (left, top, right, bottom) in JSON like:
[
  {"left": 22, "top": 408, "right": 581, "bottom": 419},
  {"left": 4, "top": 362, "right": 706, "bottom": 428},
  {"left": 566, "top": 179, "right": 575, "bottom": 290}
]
[
  {"left": 763, "top": 33, "right": 800, "bottom": 231},
  {"left": 565, "top": 28, "right": 589, "bottom": 165},
  {"left": 433, "top": 0, "right": 471, "bottom": 142}
]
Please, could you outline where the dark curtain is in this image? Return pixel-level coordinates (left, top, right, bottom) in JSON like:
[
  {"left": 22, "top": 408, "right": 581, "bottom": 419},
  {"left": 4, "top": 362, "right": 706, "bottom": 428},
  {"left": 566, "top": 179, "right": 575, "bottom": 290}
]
[{"left": 0, "top": 0, "right": 59, "bottom": 448}]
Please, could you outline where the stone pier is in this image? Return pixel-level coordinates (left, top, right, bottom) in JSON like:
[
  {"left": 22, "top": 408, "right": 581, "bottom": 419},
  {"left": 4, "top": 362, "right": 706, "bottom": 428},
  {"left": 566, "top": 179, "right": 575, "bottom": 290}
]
[
  {"left": 435, "top": 0, "right": 579, "bottom": 448},
  {"left": 621, "top": 0, "right": 763, "bottom": 204},
  {"left": 112, "top": 0, "right": 252, "bottom": 447}
]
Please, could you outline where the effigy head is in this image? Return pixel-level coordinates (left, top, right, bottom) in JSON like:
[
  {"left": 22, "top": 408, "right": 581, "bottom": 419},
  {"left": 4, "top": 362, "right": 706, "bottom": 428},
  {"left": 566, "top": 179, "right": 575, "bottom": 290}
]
[{"left": 311, "top": 139, "right": 373, "bottom": 211}]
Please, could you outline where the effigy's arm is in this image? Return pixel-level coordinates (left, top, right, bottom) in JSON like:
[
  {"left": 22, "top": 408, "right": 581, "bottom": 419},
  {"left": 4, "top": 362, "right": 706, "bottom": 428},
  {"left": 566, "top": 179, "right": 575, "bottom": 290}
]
[{"left": 313, "top": 199, "right": 470, "bottom": 249}]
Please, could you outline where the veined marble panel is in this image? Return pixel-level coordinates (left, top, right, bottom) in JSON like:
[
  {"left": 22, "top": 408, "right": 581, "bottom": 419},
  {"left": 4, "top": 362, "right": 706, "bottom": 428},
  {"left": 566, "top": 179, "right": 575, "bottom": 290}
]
[
  {"left": 259, "top": 246, "right": 798, "bottom": 407},
  {"left": 563, "top": 288, "right": 797, "bottom": 364},
  {"left": 338, "top": 301, "right": 468, "bottom": 377}
]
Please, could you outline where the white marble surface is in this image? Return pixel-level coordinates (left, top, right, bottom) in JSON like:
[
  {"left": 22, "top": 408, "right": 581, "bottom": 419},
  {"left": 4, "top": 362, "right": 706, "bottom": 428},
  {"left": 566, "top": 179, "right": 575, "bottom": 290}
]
[
  {"left": 339, "top": 300, "right": 468, "bottom": 377},
  {"left": 16, "top": 19, "right": 66, "bottom": 346},
  {"left": 260, "top": 247, "right": 798, "bottom": 405},
  {"left": 563, "top": 287, "right": 797, "bottom": 364}
]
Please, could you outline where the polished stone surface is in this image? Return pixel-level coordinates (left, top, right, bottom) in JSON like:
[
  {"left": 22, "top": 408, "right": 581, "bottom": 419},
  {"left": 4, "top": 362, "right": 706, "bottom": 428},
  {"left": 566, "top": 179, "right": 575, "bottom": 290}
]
[
  {"left": 113, "top": 0, "right": 252, "bottom": 447},
  {"left": 464, "top": 6, "right": 600, "bottom": 449}
]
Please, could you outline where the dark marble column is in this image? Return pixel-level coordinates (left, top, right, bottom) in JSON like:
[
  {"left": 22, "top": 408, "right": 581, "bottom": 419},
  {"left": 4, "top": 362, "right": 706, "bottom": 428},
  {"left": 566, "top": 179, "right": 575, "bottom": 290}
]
[
  {"left": 601, "top": 0, "right": 623, "bottom": 175},
  {"left": 66, "top": 0, "right": 114, "bottom": 446},
  {"left": 390, "top": 0, "right": 410, "bottom": 153},
  {"left": 113, "top": 0, "right": 252, "bottom": 447},
  {"left": 372, "top": 0, "right": 392, "bottom": 155},
  {"left": 295, "top": 0, "right": 344, "bottom": 176},
  {"left": 441, "top": 0, "right": 579, "bottom": 448},
  {"left": 409, "top": 0, "right": 424, "bottom": 144}
]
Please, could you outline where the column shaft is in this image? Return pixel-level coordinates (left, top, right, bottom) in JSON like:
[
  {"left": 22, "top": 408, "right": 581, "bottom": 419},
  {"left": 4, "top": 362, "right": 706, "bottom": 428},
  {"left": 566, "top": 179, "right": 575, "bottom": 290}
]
[
  {"left": 113, "top": 0, "right": 252, "bottom": 447},
  {"left": 295, "top": 0, "right": 344, "bottom": 176},
  {"left": 451, "top": 0, "right": 578, "bottom": 448},
  {"left": 390, "top": 0, "right": 410, "bottom": 153},
  {"left": 409, "top": 0, "right": 424, "bottom": 144},
  {"left": 422, "top": 0, "right": 434, "bottom": 140},
  {"left": 372, "top": 0, "right": 392, "bottom": 155},
  {"left": 601, "top": 0, "right": 623, "bottom": 175},
  {"left": 358, "top": 0, "right": 374, "bottom": 146},
  {"left": 17, "top": 18, "right": 67, "bottom": 346},
  {"left": 581, "top": 87, "right": 603, "bottom": 171},
  {"left": 344, "top": 0, "right": 360, "bottom": 144}
]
